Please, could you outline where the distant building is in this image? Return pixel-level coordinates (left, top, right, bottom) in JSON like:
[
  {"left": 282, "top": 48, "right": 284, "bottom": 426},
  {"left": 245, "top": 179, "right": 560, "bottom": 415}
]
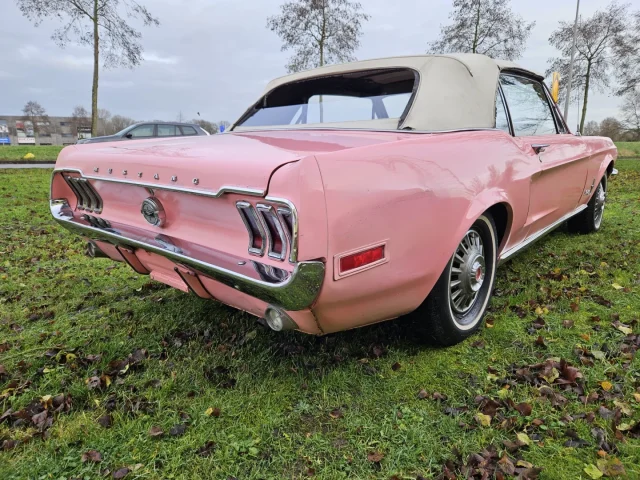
[{"left": 0, "top": 115, "right": 91, "bottom": 146}]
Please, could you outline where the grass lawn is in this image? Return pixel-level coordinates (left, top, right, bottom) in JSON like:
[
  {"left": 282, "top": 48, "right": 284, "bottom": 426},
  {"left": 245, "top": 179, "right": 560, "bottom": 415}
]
[
  {"left": 616, "top": 142, "right": 640, "bottom": 159},
  {"left": 1, "top": 161, "right": 639, "bottom": 479},
  {"left": 0, "top": 145, "right": 65, "bottom": 163}
]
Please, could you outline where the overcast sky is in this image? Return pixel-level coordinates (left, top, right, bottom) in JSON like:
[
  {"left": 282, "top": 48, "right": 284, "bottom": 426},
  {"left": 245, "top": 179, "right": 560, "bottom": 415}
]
[{"left": 0, "top": 0, "right": 626, "bottom": 127}]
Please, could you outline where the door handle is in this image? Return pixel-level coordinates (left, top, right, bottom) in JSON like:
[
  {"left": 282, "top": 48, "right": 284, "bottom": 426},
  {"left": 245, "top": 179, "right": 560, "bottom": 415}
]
[{"left": 531, "top": 144, "right": 549, "bottom": 154}]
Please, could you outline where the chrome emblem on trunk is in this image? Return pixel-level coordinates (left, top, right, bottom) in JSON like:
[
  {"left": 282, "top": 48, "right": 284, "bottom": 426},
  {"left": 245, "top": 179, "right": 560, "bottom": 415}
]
[{"left": 141, "top": 197, "right": 165, "bottom": 227}]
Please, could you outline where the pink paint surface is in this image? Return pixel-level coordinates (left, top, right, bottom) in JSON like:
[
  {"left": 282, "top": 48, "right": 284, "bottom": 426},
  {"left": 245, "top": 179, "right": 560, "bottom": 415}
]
[{"left": 52, "top": 129, "right": 617, "bottom": 334}]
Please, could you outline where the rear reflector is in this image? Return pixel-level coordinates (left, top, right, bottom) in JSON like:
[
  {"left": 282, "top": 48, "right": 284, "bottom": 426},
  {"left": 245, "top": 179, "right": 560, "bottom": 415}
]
[{"left": 339, "top": 245, "right": 385, "bottom": 273}]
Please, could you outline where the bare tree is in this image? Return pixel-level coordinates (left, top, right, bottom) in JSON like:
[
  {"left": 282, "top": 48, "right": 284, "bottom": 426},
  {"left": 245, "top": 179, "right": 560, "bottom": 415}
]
[
  {"left": 267, "top": 0, "right": 369, "bottom": 73},
  {"left": 613, "top": 10, "right": 640, "bottom": 94},
  {"left": 427, "top": 0, "right": 534, "bottom": 60},
  {"left": 22, "top": 100, "right": 48, "bottom": 135},
  {"left": 17, "top": 0, "right": 159, "bottom": 136},
  {"left": 192, "top": 118, "right": 218, "bottom": 134},
  {"left": 547, "top": 2, "right": 627, "bottom": 134},
  {"left": 71, "top": 105, "right": 90, "bottom": 131},
  {"left": 598, "top": 117, "right": 624, "bottom": 141},
  {"left": 582, "top": 120, "right": 600, "bottom": 136},
  {"left": 97, "top": 108, "right": 112, "bottom": 136},
  {"left": 620, "top": 88, "right": 640, "bottom": 137},
  {"left": 109, "top": 114, "right": 136, "bottom": 134}
]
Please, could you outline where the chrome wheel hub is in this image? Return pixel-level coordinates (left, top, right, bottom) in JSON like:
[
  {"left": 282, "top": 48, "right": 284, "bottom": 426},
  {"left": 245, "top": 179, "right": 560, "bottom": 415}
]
[
  {"left": 593, "top": 182, "right": 605, "bottom": 229},
  {"left": 450, "top": 230, "right": 485, "bottom": 315}
]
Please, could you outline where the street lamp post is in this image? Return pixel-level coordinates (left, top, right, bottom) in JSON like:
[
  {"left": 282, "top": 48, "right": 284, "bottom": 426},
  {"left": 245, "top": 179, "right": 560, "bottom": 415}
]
[{"left": 563, "top": 0, "right": 580, "bottom": 127}]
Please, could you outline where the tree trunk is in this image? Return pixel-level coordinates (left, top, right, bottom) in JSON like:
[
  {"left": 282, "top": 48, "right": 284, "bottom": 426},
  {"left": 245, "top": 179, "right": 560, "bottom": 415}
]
[
  {"left": 579, "top": 60, "right": 591, "bottom": 135},
  {"left": 319, "top": 2, "right": 326, "bottom": 123},
  {"left": 91, "top": 0, "right": 99, "bottom": 137},
  {"left": 472, "top": 0, "right": 481, "bottom": 53}
]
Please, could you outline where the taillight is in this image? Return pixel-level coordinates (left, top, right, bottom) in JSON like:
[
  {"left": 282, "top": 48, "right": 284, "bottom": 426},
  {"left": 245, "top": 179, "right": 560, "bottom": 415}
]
[
  {"left": 64, "top": 176, "right": 103, "bottom": 213},
  {"left": 339, "top": 245, "right": 385, "bottom": 274},
  {"left": 236, "top": 200, "right": 296, "bottom": 262},
  {"left": 236, "top": 201, "right": 266, "bottom": 256},
  {"left": 257, "top": 204, "right": 287, "bottom": 261}
]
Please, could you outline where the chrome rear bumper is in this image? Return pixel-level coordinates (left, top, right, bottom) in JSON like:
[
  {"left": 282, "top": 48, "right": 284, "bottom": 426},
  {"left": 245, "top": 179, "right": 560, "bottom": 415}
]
[{"left": 50, "top": 200, "right": 324, "bottom": 310}]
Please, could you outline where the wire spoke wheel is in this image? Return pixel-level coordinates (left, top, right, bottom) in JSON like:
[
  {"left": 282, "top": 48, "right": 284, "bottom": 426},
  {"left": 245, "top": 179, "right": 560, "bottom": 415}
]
[{"left": 449, "top": 229, "right": 485, "bottom": 317}]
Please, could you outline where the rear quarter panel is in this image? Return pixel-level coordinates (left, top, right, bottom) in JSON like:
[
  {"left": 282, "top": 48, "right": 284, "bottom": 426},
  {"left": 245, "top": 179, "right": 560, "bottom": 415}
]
[{"left": 311, "top": 130, "right": 536, "bottom": 333}]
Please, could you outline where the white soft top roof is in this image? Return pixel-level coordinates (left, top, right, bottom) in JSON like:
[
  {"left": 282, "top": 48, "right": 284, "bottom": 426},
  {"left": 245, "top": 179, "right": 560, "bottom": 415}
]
[{"left": 234, "top": 54, "right": 544, "bottom": 132}]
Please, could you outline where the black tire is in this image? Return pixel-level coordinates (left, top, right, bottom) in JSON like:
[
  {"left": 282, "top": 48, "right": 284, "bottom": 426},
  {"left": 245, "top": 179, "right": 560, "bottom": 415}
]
[
  {"left": 568, "top": 175, "right": 607, "bottom": 234},
  {"left": 414, "top": 214, "right": 498, "bottom": 346}
]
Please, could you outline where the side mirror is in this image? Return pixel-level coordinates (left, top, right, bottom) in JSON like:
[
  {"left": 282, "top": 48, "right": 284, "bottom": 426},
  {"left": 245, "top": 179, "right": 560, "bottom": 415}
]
[{"left": 125, "top": 133, "right": 133, "bottom": 139}]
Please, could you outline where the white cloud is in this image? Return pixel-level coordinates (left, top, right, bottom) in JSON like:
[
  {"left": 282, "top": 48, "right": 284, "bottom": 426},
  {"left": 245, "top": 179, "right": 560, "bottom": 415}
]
[
  {"left": 143, "top": 52, "right": 179, "bottom": 65},
  {"left": 51, "top": 54, "right": 93, "bottom": 69},
  {"left": 27, "top": 86, "right": 54, "bottom": 94},
  {"left": 149, "top": 79, "right": 192, "bottom": 88},
  {"left": 18, "top": 45, "right": 39, "bottom": 60},
  {"left": 102, "top": 80, "right": 135, "bottom": 88}
]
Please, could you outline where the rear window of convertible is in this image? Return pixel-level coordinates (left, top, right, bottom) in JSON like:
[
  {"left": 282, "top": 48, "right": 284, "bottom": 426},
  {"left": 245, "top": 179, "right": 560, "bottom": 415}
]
[{"left": 237, "top": 68, "right": 417, "bottom": 128}]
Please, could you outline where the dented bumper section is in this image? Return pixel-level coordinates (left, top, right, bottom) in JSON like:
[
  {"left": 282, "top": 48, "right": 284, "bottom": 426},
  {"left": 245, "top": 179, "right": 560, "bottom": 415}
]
[{"left": 50, "top": 200, "right": 324, "bottom": 311}]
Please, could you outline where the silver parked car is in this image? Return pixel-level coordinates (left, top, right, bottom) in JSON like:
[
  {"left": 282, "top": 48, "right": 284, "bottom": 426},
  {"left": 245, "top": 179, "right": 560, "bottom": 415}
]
[{"left": 77, "top": 122, "right": 209, "bottom": 144}]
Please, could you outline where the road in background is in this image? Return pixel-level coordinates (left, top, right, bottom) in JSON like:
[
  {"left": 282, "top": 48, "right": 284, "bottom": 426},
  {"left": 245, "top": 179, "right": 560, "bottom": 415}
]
[{"left": 0, "top": 164, "right": 55, "bottom": 169}]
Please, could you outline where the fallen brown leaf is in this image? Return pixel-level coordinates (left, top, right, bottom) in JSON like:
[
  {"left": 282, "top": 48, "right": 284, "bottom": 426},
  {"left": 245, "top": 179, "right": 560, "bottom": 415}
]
[
  {"left": 113, "top": 467, "right": 130, "bottom": 479},
  {"left": 367, "top": 451, "right": 384, "bottom": 463},
  {"left": 81, "top": 450, "right": 102, "bottom": 463}
]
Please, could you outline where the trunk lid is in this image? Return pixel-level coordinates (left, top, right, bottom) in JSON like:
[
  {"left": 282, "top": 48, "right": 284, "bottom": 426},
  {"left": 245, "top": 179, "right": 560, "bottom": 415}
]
[{"left": 56, "top": 129, "right": 412, "bottom": 194}]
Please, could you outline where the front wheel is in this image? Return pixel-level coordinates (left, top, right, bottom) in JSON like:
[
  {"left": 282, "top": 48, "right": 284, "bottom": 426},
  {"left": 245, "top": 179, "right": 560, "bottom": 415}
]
[
  {"left": 415, "top": 214, "right": 498, "bottom": 346},
  {"left": 568, "top": 175, "right": 607, "bottom": 234}
]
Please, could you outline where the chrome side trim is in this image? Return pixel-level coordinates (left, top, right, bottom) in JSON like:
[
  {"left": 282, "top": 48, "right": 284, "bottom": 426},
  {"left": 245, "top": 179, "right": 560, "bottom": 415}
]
[
  {"left": 265, "top": 196, "right": 299, "bottom": 263},
  {"left": 231, "top": 126, "right": 501, "bottom": 135},
  {"left": 499, "top": 204, "right": 588, "bottom": 264},
  {"left": 51, "top": 200, "right": 324, "bottom": 311},
  {"left": 54, "top": 168, "right": 264, "bottom": 198}
]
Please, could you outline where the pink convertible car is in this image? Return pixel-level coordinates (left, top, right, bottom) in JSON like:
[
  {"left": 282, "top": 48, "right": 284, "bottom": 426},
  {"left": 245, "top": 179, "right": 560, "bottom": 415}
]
[{"left": 50, "top": 54, "right": 617, "bottom": 345}]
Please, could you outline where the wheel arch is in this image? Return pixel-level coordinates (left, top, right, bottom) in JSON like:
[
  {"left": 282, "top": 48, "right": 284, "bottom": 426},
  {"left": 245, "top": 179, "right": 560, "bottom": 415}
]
[
  {"left": 458, "top": 190, "right": 514, "bottom": 256},
  {"left": 606, "top": 161, "right": 615, "bottom": 178},
  {"left": 484, "top": 202, "right": 512, "bottom": 252}
]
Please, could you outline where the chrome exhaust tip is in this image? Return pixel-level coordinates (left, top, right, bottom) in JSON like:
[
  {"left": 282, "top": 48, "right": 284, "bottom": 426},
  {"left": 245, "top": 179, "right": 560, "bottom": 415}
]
[
  {"left": 86, "top": 241, "right": 108, "bottom": 259},
  {"left": 264, "top": 305, "right": 298, "bottom": 331}
]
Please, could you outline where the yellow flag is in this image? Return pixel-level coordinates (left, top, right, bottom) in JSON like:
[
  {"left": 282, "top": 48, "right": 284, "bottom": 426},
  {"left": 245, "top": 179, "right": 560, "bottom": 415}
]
[{"left": 551, "top": 72, "right": 560, "bottom": 103}]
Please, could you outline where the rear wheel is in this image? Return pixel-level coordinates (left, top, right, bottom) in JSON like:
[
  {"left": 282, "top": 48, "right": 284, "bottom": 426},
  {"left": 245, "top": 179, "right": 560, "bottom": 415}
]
[
  {"left": 568, "top": 175, "right": 607, "bottom": 234},
  {"left": 415, "top": 214, "right": 498, "bottom": 346}
]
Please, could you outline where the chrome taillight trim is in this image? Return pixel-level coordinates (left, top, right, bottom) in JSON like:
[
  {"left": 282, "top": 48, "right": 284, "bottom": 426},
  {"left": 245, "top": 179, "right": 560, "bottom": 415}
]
[
  {"left": 64, "top": 176, "right": 103, "bottom": 213},
  {"left": 266, "top": 197, "right": 299, "bottom": 263},
  {"left": 277, "top": 207, "right": 294, "bottom": 261},
  {"left": 78, "top": 178, "right": 102, "bottom": 213},
  {"left": 236, "top": 201, "right": 266, "bottom": 257},
  {"left": 256, "top": 203, "right": 287, "bottom": 261},
  {"left": 63, "top": 176, "right": 86, "bottom": 211}
]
